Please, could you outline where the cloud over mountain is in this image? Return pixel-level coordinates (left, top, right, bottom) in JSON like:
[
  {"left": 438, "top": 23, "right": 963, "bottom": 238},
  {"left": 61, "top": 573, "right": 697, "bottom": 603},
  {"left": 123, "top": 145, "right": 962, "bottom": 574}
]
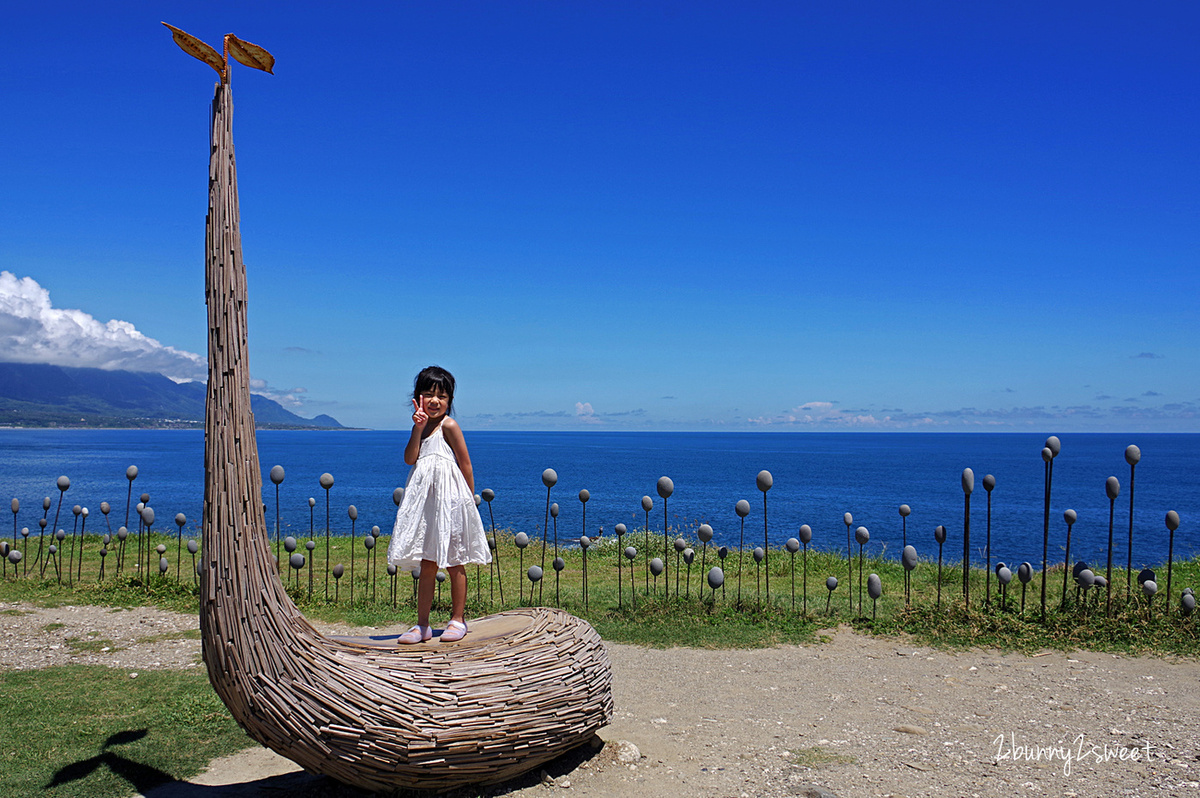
[{"left": 0, "top": 271, "right": 206, "bottom": 382}]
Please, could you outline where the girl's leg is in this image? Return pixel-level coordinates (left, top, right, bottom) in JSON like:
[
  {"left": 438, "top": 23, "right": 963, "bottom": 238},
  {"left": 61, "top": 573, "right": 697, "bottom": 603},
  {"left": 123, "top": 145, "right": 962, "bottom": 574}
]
[
  {"left": 417, "top": 559, "right": 438, "bottom": 627},
  {"left": 448, "top": 564, "right": 467, "bottom": 623}
]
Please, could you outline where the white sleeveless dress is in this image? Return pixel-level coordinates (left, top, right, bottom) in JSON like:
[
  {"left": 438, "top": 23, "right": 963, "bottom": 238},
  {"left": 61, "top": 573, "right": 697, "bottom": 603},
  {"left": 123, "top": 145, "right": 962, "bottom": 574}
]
[{"left": 387, "top": 423, "right": 492, "bottom": 572}]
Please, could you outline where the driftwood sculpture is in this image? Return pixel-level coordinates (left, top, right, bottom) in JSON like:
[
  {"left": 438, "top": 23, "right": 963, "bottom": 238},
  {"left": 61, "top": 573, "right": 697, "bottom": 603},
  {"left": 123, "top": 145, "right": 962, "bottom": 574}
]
[{"left": 165, "top": 23, "right": 613, "bottom": 792}]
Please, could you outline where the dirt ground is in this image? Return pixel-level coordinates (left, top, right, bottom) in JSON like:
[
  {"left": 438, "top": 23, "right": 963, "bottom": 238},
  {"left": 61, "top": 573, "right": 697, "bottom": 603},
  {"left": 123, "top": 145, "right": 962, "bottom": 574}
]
[{"left": 5, "top": 601, "right": 1199, "bottom": 798}]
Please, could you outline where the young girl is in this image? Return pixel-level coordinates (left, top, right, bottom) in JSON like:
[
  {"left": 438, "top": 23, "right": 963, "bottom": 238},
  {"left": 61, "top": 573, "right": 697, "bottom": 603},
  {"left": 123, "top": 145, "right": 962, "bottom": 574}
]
[{"left": 388, "top": 366, "right": 491, "bottom": 643}]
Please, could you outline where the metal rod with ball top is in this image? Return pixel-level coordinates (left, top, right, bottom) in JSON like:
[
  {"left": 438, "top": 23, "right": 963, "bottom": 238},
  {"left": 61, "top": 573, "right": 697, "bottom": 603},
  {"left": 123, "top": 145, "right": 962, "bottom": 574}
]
[
  {"left": 1061, "top": 509, "right": 1077, "bottom": 609},
  {"left": 539, "top": 469, "right": 556, "bottom": 605},
  {"left": 1125, "top": 445, "right": 1140, "bottom": 603},
  {"left": 961, "top": 468, "right": 973, "bottom": 610},
  {"left": 757, "top": 470, "right": 772, "bottom": 604},
  {"left": 1040, "top": 436, "right": 1061, "bottom": 621},
  {"left": 982, "top": 475, "right": 995, "bottom": 607},
  {"left": 1105, "top": 476, "right": 1120, "bottom": 615},
  {"left": 658, "top": 477, "right": 673, "bottom": 600}
]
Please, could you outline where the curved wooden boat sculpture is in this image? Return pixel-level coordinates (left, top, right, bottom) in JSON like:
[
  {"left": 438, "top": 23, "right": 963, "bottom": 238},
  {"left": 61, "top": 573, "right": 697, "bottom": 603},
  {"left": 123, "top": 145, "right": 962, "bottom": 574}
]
[{"left": 176, "top": 25, "right": 613, "bottom": 792}]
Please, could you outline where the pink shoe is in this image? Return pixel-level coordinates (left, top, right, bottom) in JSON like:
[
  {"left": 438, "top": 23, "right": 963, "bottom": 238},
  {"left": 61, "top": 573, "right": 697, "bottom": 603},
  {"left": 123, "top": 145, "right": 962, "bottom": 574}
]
[
  {"left": 398, "top": 625, "right": 432, "bottom": 645},
  {"left": 440, "top": 620, "right": 468, "bottom": 642}
]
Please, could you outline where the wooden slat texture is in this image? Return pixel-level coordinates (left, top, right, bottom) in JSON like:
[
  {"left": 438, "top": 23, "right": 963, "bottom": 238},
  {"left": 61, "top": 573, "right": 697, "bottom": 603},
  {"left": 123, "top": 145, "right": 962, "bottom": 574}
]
[{"left": 199, "top": 76, "right": 612, "bottom": 793}]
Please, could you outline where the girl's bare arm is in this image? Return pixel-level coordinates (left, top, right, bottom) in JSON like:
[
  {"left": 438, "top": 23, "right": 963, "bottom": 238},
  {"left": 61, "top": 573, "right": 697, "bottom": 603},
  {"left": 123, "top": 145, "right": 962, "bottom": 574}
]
[
  {"left": 404, "top": 397, "right": 427, "bottom": 465},
  {"left": 441, "top": 418, "right": 475, "bottom": 494}
]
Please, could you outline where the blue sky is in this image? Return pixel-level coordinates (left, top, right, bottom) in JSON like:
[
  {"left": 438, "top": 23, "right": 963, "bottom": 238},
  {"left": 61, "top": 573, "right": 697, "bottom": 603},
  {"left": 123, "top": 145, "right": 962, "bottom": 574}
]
[{"left": 2, "top": 2, "right": 1197, "bottom": 431}]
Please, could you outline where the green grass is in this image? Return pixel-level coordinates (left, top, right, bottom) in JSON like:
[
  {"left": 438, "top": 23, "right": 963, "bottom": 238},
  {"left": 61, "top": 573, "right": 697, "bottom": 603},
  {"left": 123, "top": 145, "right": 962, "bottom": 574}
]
[
  {"left": 0, "top": 528, "right": 1196, "bottom": 797},
  {"left": 0, "top": 665, "right": 250, "bottom": 798},
  {"left": 2, "top": 529, "right": 1198, "bottom": 654}
]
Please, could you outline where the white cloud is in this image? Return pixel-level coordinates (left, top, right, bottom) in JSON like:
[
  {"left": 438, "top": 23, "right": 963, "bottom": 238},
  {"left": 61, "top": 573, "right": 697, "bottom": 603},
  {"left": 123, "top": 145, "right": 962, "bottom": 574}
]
[
  {"left": 258, "top": 386, "right": 308, "bottom": 408},
  {"left": 0, "top": 271, "right": 206, "bottom": 382},
  {"left": 749, "top": 401, "right": 888, "bottom": 428},
  {"left": 575, "top": 401, "right": 601, "bottom": 424}
]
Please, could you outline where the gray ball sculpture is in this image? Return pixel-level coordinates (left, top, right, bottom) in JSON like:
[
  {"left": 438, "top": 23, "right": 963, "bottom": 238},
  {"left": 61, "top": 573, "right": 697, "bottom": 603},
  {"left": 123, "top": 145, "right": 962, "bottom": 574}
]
[
  {"left": 1075, "top": 568, "right": 1096, "bottom": 612},
  {"left": 1040, "top": 437, "right": 1061, "bottom": 620},
  {"left": 320, "top": 473, "right": 334, "bottom": 600},
  {"left": 735, "top": 499, "right": 750, "bottom": 605},
  {"left": 1105, "top": 475, "right": 1120, "bottom": 615},
  {"left": 538, "top": 469, "right": 558, "bottom": 604},
  {"left": 650, "top": 556, "right": 665, "bottom": 598},
  {"left": 707, "top": 566, "right": 724, "bottom": 601},
  {"left": 697, "top": 523, "right": 713, "bottom": 590},
  {"left": 756, "top": 471, "right": 772, "bottom": 602},
  {"left": 901, "top": 545, "right": 918, "bottom": 605},
  {"left": 934, "top": 524, "right": 947, "bottom": 608},
  {"left": 1165, "top": 510, "right": 1180, "bottom": 608},
  {"left": 843, "top": 512, "right": 854, "bottom": 612},
  {"left": 1125, "top": 444, "right": 1141, "bottom": 603},
  {"left": 579, "top": 535, "right": 591, "bottom": 610},
  {"left": 854, "top": 526, "right": 870, "bottom": 615},
  {"left": 898, "top": 504, "right": 912, "bottom": 599},
  {"left": 997, "top": 565, "right": 1013, "bottom": 610},
  {"left": 796, "top": 525, "right": 816, "bottom": 612},
  {"left": 641, "top": 496, "right": 654, "bottom": 595},
  {"left": 656, "top": 477, "right": 673, "bottom": 597},
  {"left": 1061, "top": 508, "right": 1078, "bottom": 609},
  {"left": 682, "top": 548, "right": 695, "bottom": 598},
  {"left": 961, "top": 468, "right": 974, "bottom": 608},
  {"left": 1018, "top": 561, "right": 1033, "bottom": 615},
  {"left": 785, "top": 537, "right": 800, "bottom": 610},
  {"left": 672, "top": 537, "right": 687, "bottom": 598},
  {"left": 866, "top": 573, "right": 882, "bottom": 619},
  {"left": 982, "top": 474, "right": 995, "bottom": 605},
  {"left": 615, "top": 523, "right": 628, "bottom": 607},
  {"left": 624, "top": 546, "right": 638, "bottom": 608},
  {"left": 515, "top": 532, "right": 530, "bottom": 602},
  {"left": 825, "top": 575, "right": 838, "bottom": 615}
]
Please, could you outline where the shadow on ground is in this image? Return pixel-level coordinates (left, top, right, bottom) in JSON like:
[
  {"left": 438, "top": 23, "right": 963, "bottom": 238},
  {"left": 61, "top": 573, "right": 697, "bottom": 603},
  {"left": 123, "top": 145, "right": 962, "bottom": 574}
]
[{"left": 125, "top": 736, "right": 605, "bottom": 797}]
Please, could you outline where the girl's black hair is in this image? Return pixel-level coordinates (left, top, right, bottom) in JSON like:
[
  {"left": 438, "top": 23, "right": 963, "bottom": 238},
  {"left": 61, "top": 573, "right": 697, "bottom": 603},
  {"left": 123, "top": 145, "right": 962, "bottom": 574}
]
[{"left": 413, "top": 366, "right": 456, "bottom": 415}]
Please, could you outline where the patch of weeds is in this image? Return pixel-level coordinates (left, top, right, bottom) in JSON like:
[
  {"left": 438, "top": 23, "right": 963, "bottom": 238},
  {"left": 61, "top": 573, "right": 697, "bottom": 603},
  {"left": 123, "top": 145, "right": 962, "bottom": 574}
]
[
  {"left": 65, "top": 635, "right": 119, "bottom": 653},
  {"left": 135, "top": 629, "right": 201, "bottom": 645},
  {"left": 42, "top": 621, "right": 66, "bottom": 632},
  {"left": 789, "top": 746, "right": 856, "bottom": 768},
  {"left": 0, "top": 608, "right": 30, "bottom": 616}
]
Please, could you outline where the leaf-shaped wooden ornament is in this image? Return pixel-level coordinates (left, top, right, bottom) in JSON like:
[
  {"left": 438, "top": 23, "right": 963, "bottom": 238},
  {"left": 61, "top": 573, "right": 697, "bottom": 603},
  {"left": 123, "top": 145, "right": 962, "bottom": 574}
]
[
  {"left": 226, "top": 34, "right": 276, "bottom": 74},
  {"left": 162, "top": 22, "right": 225, "bottom": 80}
]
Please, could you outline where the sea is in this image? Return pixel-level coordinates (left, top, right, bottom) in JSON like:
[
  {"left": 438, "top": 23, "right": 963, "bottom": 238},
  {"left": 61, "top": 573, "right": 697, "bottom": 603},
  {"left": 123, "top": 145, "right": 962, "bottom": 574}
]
[{"left": 1, "top": 430, "right": 1196, "bottom": 571}]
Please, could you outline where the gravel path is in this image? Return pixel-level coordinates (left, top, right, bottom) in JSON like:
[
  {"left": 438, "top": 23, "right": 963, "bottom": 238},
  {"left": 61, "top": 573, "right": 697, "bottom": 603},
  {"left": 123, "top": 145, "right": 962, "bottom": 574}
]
[{"left": 5, "top": 602, "right": 1198, "bottom": 797}]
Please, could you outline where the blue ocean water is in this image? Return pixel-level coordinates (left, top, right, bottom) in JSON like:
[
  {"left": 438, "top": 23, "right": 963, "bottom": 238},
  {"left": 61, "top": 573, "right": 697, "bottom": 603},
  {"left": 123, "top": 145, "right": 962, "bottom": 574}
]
[{"left": 0, "top": 430, "right": 1196, "bottom": 571}]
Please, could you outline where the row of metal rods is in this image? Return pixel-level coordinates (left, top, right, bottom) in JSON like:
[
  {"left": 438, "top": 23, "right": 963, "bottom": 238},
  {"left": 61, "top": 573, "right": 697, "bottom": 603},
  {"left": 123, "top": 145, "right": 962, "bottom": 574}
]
[{"left": 5, "top": 440, "right": 1192, "bottom": 622}]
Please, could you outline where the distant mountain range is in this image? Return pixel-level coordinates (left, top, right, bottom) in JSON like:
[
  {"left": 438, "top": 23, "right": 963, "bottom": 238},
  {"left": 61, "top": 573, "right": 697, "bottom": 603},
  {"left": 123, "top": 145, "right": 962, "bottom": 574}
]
[{"left": 0, "top": 362, "right": 344, "bottom": 429}]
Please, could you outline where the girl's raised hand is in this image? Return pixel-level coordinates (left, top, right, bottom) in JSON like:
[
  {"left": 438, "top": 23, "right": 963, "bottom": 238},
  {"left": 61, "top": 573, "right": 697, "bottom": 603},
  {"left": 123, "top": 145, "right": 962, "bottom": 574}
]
[{"left": 411, "top": 396, "right": 428, "bottom": 428}]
